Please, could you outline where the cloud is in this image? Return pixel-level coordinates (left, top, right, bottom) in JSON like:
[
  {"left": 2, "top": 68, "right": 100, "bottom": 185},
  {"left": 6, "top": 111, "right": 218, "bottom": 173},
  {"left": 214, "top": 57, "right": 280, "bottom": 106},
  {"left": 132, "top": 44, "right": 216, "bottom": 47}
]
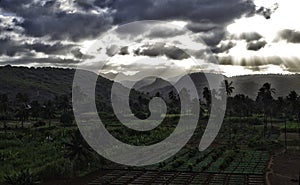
[
  {"left": 0, "top": 0, "right": 292, "bottom": 75},
  {"left": 0, "top": 37, "right": 28, "bottom": 56},
  {"left": 0, "top": 0, "right": 113, "bottom": 42},
  {"left": 106, "top": 0, "right": 255, "bottom": 25},
  {"left": 186, "top": 21, "right": 220, "bottom": 33},
  {"left": 277, "top": 29, "right": 300, "bottom": 43},
  {"left": 217, "top": 55, "right": 300, "bottom": 73},
  {"left": 197, "top": 27, "right": 226, "bottom": 46},
  {"left": 134, "top": 43, "right": 190, "bottom": 60},
  {"left": 25, "top": 42, "right": 76, "bottom": 55},
  {"left": 246, "top": 40, "right": 267, "bottom": 51},
  {"left": 146, "top": 26, "right": 185, "bottom": 38},
  {"left": 256, "top": 3, "right": 279, "bottom": 19},
  {"left": 106, "top": 45, "right": 119, "bottom": 57},
  {"left": 19, "top": 13, "right": 112, "bottom": 42},
  {"left": 236, "top": 32, "right": 263, "bottom": 42},
  {"left": 212, "top": 41, "right": 236, "bottom": 53}
]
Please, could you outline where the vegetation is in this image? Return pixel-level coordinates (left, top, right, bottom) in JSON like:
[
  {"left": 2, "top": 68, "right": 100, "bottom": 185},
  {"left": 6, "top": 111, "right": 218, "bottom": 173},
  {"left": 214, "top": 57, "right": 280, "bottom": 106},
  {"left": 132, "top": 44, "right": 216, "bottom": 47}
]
[{"left": 0, "top": 66, "right": 299, "bottom": 184}]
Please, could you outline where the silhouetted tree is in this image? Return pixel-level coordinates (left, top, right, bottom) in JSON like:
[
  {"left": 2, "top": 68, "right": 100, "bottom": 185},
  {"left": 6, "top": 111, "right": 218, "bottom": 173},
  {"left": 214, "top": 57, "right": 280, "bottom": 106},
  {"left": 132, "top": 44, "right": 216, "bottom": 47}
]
[
  {"left": 256, "top": 83, "right": 276, "bottom": 138},
  {"left": 60, "top": 111, "right": 74, "bottom": 126},
  {"left": 224, "top": 80, "right": 235, "bottom": 96},
  {"left": 42, "top": 100, "right": 56, "bottom": 127},
  {"left": 0, "top": 94, "right": 9, "bottom": 132},
  {"left": 203, "top": 87, "right": 211, "bottom": 110},
  {"left": 64, "top": 130, "right": 93, "bottom": 176},
  {"left": 30, "top": 100, "right": 41, "bottom": 121},
  {"left": 15, "top": 93, "right": 30, "bottom": 128},
  {"left": 56, "top": 95, "right": 71, "bottom": 113},
  {"left": 286, "top": 91, "right": 299, "bottom": 119}
]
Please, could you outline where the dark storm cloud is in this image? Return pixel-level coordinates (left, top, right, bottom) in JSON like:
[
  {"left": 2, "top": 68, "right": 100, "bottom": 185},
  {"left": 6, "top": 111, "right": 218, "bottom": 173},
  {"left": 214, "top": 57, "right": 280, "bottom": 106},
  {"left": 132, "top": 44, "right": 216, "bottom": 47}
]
[
  {"left": 0, "top": 35, "right": 80, "bottom": 57},
  {"left": 0, "top": 37, "right": 28, "bottom": 56},
  {"left": 105, "top": 43, "right": 190, "bottom": 60},
  {"left": 0, "top": 0, "right": 113, "bottom": 41},
  {"left": 104, "top": 0, "right": 255, "bottom": 47},
  {"left": 103, "top": 0, "right": 256, "bottom": 24},
  {"left": 246, "top": 41, "right": 267, "bottom": 51},
  {"left": 277, "top": 29, "right": 300, "bottom": 43},
  {"left": 186, "top": 21, "right": 220, "bottom": 33},
  {"left": 74, "top": 0, "right": 95, "bottom": 11},
  {"left": 0, "top": 0, "right": 272, "bottom": 68},
  {"left": 134, "top": 43, "right": 190, "bottom": 60},
  {"left": 198, "top": 27, "right": 226, "bottom": 46},
  {"left": 19, "top": 13, "right": 112, "bottom": 42},
  {"left": 25, "top": 42, "right": 76, "bottom": 55},
  {"left": 119, "top": 46, "right": 129, "bottom": 55}
]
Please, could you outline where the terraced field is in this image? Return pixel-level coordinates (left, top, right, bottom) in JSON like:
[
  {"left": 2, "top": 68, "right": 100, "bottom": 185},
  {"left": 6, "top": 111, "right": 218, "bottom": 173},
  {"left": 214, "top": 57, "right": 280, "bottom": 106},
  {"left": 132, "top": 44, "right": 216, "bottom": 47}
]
[
  {"left": 88, "top": 148, "right": 270, "bottom": 185},
  {"left": 88, "top": 170, "right": 265, "bottom": 185}
]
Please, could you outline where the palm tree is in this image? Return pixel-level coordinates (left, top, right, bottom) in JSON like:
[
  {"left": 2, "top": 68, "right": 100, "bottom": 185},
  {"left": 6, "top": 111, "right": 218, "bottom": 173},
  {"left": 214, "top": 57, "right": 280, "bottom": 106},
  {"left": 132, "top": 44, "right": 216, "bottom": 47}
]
[
  {"left": 256, "top": 83, "right": 276, "bottom": 138},
  {"left": 224, "top": 80, "right": 235, "bottom": 115},
  {"left": 224, "top": 80, "right": 235, "bottom": 147},
  {"left": 286, "top": 91, "right": 298, "bottom": 119},
  {"left": 64, "top": 130, "right": 93, "bottom": 176},
  {"left": 286, "top": 91, "right": 300, "bottom": 139},
  {"left": 224, "top": 80, "right": 235, "bottom": 96}
]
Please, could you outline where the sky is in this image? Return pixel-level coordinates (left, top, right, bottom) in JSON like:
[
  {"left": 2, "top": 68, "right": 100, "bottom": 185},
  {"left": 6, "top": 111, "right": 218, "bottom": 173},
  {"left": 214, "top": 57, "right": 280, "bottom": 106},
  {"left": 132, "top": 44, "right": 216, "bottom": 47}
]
[{"left": 0, "top": 0, "right": 299, "bottom": 78}]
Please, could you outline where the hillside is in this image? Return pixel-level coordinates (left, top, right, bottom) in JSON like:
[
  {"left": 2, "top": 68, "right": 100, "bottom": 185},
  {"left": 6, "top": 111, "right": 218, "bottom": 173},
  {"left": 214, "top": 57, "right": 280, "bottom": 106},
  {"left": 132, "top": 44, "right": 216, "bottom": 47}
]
[
  {"left": 0, "top": 66, "right": 121, "bottom": 103},
  {"left": 130, "top": 73, "right": 300, "bottom": 100},
  {"left": 229, "top": 74, "right": 300, "bottom": 99},
  {"left": 1, "top": 66, "right": 299, "bottom": 102}
]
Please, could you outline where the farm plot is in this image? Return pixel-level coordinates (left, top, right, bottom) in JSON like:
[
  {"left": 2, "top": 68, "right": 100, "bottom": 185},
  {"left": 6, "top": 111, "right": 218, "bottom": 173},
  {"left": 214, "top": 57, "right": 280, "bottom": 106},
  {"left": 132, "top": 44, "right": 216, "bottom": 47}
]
[
  {"left": 88, "top": 170, "right": 265, "bottom": 185},
  {"left": 136, "top": 147, "right": 270, "bottom": 175},
  {"left": 222, "top": 151, "right": 270, "bottom": 174}
]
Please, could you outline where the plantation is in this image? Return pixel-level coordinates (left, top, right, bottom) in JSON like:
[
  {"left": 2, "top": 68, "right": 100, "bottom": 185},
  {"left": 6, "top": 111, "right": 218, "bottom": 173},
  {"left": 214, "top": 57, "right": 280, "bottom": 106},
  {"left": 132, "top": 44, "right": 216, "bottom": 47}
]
[{"left": 0, "top": 67, "right": 299, "bottom": 184}]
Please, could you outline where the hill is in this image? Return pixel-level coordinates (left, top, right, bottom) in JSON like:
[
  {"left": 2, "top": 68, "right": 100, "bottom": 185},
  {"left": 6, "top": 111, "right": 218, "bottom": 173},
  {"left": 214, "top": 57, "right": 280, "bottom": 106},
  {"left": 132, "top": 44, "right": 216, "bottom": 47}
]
[
  {"left": 130, "top": 73, "right": 300, "bottom": 100},
  {"left": 0, "top": 66, "right": 125, "bottom": 104}
]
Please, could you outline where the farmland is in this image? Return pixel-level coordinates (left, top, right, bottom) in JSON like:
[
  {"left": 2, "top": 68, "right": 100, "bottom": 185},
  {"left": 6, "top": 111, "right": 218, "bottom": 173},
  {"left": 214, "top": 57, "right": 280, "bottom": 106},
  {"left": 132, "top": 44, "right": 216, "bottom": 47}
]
[{"left": 0, "top": 67, "right": 300, "bottom": 185}]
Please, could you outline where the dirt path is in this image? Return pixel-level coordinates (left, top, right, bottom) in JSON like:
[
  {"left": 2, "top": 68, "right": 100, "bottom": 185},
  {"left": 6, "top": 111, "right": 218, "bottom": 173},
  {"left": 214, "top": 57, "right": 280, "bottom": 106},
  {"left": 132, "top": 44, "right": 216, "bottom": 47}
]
[{"left": 266, "top": 149, "right": 300, "bottom": 185}]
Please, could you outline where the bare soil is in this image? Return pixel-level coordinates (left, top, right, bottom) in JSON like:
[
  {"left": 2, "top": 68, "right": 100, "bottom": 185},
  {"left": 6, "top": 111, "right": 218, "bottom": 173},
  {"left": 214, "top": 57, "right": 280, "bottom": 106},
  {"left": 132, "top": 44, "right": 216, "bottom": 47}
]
[{"left": 267, "top": 149, "right": 300, "bottom": 185}]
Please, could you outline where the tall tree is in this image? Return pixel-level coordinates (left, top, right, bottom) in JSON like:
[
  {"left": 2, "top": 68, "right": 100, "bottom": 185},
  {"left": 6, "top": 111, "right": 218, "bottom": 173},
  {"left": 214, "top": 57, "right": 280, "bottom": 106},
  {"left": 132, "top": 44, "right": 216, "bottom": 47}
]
[
  {"left": 64, "top": 130, "right": 93, "bottom": 176},
  {"left": 203, "top": 87, "right": 211, "bottom": 109},
  {"left": 15, "top": 93, "right": 30, "bottom": 128},
  {"left": 286, "top": 91, "right": 299, "bottom": 119},
  {"left": 56, "top": 95, "right": 71, "bottom": 113},
  {"left": 42, "top": 100, "right": 56, "bottom": 127},
  {"left": 224, "top": 80, "right": 235, "bottom": 96},
  {"left": 30, "top": 100, "right": 41, "bottom": 121},
  {"left": 256, "top": 83, "right": 276, "bottom": 138},
  {"left": 224, "top": 80, "right": 235, "bottom": 147},
  {"left": 0, "top": 94, "right": 9, "bottom": 132}
]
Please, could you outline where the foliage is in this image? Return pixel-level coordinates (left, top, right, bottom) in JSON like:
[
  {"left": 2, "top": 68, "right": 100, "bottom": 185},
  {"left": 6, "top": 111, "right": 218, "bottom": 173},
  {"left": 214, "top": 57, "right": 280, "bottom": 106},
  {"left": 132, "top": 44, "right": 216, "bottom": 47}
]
[{"left": 4, "top": 169, "right": 40, "bottom": 185}]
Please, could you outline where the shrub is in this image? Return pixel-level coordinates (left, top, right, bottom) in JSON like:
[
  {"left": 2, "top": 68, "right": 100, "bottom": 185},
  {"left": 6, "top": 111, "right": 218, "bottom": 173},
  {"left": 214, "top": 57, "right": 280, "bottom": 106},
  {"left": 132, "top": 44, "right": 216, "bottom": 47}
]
[
  {"left": 4, "top": 169, "right": 40, "bottom": 185},
  {"left": 172, "top": 160, "right": 184, "bottom": 168},
  {"left": 33, "top": 121, "right": 46, "bottom": 127}
]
